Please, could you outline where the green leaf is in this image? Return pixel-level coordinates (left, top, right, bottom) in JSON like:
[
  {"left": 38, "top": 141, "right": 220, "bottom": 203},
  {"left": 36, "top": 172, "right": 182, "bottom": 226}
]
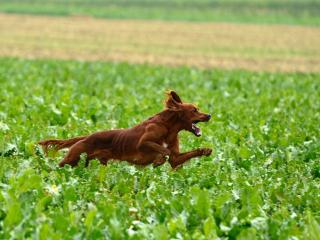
[
  {"left": 36, "top": 195, "right": 52, "bottom": 214},
  {"left": 15, "top": 168, "right": 42, "bottom": 194},
  {"left": 303, "top": 211, "right": 320, "bottom": 240},
  {"left": 203, "top": 217, "right": 218, "bottom": 239},
  {"left": 239, "top": 146, "right": 251, "bottom": 159},
  {"left": 153, "top": 224, "right": 169, "bottom": 240},
  {"left": 236, "top": 228, "right": 257, "bottom": 240},
  {"left": 38, "top": 223, "right": 55, "bottom": 240},
  {"left": 85, "top": 207, "right": 97, "bottom": 233},
  {"left": 4, "top": 200, "right": 22, "bottom": 229},
  {"left": 191, "top": 187, "right": 211, "bottom": 218},
  {"left": 167, "top": 216, "right": 186, "bottom": 235}
]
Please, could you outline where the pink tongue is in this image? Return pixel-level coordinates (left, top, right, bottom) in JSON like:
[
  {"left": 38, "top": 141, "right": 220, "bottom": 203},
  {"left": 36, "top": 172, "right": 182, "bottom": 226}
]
[{"left": 192, "top": 123, "right": 201, "bottom": 136}]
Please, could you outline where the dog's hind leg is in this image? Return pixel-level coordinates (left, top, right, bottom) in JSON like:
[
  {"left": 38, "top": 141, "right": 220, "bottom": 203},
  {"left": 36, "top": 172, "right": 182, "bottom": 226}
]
[
  {"left": 88, "top": 149, "right": 112, "bottom": 165},
  {"left": 58, "top": 140, "right": 92, "bottom": 167}
]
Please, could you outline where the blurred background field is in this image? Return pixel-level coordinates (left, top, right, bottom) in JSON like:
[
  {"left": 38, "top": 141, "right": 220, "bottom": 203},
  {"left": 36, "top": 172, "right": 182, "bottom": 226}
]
[
  {"left": 0, "top": 1, "right": 319, "bottom": 72},
  {"left": 1, "top": 13, "right": 319, "bottom": 72},
  {"left": 0, "top": 0, "right": 320, "bottom": 25}
]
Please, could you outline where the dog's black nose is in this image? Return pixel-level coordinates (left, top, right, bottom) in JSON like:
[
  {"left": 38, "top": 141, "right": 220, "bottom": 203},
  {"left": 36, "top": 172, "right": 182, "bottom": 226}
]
[{"left": 207, "top": 114, "right": 211, "bottom": 119}]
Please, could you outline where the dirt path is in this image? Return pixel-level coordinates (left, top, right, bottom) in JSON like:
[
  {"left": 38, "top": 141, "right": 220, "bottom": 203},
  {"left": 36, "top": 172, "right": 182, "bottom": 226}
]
[{"left": 0, "top": 13, "right": 319, "bottom": 72}]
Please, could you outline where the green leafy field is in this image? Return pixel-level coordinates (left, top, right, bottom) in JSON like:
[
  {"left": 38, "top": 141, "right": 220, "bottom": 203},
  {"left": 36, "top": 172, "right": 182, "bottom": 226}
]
[
  {"left": 1, "top": 0, "right": 320, "bottom": 25},
  {"left": 0, "top": 58, "right": 319, "bottom": 239}
]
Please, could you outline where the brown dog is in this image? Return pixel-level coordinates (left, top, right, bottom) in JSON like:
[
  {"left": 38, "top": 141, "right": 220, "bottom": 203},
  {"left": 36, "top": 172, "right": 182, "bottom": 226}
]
[{"left": 39, "top": 91, "right": 212, "bottom": 169}]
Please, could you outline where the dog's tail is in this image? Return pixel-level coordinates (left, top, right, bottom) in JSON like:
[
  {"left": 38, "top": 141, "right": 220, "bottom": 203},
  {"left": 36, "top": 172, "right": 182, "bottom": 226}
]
[{"left": 38, "top": 136, "right": 87, "bottom": 154}]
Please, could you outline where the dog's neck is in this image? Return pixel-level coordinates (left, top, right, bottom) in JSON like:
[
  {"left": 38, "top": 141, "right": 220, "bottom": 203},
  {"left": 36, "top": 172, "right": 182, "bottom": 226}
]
[{"left": 157, "top": 109, "right": 185, "bottom": 133}]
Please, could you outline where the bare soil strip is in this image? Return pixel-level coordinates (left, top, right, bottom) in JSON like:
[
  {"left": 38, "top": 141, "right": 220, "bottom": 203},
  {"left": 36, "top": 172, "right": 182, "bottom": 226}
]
[{"left": 0, "top": 13, "right": 319, "bottom": 72}]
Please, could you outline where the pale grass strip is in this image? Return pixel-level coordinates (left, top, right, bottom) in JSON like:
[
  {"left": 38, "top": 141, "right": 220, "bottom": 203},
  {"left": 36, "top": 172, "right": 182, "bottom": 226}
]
[{"left": 0, "top": 13, "right": 319, "bottom": 72}]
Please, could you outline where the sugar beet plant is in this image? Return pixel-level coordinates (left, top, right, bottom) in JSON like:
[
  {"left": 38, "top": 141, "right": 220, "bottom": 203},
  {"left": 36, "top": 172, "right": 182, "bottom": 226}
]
[{"left": 0, "top": 58, "right": 319, "bottom": 239}]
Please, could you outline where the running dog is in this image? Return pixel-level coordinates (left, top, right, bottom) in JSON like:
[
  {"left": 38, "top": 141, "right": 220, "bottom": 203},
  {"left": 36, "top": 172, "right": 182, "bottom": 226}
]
[{"left": 39, "top": 91, "right": 212, "bottom": 169}]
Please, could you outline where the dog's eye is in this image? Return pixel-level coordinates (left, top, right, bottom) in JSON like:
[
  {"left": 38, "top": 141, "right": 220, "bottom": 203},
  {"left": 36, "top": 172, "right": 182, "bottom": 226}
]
[{"left": 193, "top": 108, "right": 198, "bottom": 112}]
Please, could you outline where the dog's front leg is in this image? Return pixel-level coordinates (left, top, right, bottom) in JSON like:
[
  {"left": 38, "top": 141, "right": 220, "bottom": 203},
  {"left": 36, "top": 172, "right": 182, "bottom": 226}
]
[
  {"left": 138, "top": 141, "right": 170, "bottom": 166},
  {"left": 138, "top": 141, "right": 170, "bottom": 156},
  {"left": 169, "top": 148, "right": 212, "bottom": 169},
  {"left": 137, "top": 124, "right": 170, "bottom": 166}
]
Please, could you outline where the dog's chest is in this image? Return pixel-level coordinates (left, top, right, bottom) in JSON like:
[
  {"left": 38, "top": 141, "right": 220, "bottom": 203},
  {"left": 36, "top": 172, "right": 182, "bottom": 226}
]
[{"left": 162, "top": 142, "right": 169, "bottom": 148}]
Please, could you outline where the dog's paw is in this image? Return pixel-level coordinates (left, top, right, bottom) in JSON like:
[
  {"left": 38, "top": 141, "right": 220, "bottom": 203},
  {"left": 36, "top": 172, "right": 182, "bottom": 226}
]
[
  {"left": 153, "top": 158, "right": 166, "bottom": 167},
  {"left": 161, "top": 148, "right": 171, "bottom": 156},
  {"left": 199, "top": 148, "right": 212, "bottom": 156}
]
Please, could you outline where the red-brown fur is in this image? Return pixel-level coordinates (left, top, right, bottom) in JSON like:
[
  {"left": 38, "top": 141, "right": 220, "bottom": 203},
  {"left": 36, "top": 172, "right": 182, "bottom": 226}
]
[{"left": 39, "top": 91, "right": 212, "bottom": 169}]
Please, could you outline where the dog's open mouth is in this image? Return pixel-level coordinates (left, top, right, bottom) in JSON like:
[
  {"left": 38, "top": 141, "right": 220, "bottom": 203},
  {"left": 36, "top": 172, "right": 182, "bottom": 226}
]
[{"left": 191, "top": 122, "right": 201, "bottom": 137}]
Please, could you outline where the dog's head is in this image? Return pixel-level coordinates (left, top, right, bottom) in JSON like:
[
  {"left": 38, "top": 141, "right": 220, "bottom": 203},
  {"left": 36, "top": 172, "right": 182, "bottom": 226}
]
[{"left": 165, "top": 90, "right": 211, "bottom": 137}]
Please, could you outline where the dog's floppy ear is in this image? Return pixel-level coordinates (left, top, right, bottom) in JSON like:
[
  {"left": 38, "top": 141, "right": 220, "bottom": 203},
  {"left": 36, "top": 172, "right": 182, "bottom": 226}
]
[
  {"left": 169, "top": 90, "right": 182, "bottom": 103},
  {"left": 165, "top": 90, "right": 183, "bottom": 109}
]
